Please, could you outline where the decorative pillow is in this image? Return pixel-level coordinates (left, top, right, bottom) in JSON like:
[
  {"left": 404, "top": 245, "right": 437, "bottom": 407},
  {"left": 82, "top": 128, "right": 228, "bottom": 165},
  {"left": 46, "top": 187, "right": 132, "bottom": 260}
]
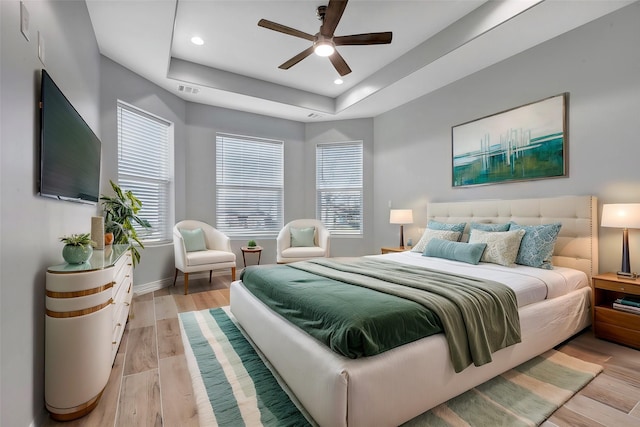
[
  {"left": 470, "top": 222, "right": 510, "bottom": 232},
  {"left": 411, "top": 229, "right": 461, "bottom": 253},
  {"left": 428, "top": 220, "right": 466, "bottom": 234},
  {"left": 509, "top": 222, "right": 562, "bottom": 269},
  {"left": 423, "top": 238, "right": 487, "bottom": 265},
  {"left": 290, "top": 226, "right": 316, "bottom": 247},
  {"left": 179, "top": 228, "right": 207, "bottom": 252},
  {"left": 468, "top": 229, "right": 526, "bottom": 267}
]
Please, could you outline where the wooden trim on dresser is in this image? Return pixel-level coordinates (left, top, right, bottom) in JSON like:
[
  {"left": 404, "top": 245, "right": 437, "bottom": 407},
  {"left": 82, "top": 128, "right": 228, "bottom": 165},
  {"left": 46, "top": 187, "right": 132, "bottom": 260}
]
[
  {"left": 46, "top": 282, "right": 114, "bottom": 299},
  {"left": 46, "top": 299, "right": 113, "bottom": 318}
]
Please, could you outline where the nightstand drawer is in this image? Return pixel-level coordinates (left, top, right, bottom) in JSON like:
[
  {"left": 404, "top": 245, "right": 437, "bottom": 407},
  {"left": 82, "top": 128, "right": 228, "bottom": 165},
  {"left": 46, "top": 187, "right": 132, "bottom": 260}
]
[
  {"left": 594, "top": 318, "right": 640, "bottom": 349},
  {"left": 593, "top": 278, "right": 640, "bottom": 295}
]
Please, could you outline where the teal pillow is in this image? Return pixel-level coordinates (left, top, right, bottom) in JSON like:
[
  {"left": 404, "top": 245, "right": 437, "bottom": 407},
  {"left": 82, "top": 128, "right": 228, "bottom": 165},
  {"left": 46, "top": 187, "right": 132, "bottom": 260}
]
[
  {"left": 470, "top": 222, "right": 510, "bottom": 232},
  {"left": 509, "top": 222, "right": 562, "bottom": 269},
  {"left": 428, "top": 220, "right": 466, "bottom": 234},
  {"left": 423, "top": 238, "right": 487, "bottom": 265},
  {"left": 180, "top": 228, "right": 207, "bottom": 252},
  {"left": 290, "top": 226, "right": 315, "bottom": 247}
]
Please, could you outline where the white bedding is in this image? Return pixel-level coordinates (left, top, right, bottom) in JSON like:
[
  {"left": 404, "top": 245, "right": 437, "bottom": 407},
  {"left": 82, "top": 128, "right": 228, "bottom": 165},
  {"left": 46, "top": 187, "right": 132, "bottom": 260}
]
[{"left": 376, "top": 251, "right": 588, "bottom": 306}]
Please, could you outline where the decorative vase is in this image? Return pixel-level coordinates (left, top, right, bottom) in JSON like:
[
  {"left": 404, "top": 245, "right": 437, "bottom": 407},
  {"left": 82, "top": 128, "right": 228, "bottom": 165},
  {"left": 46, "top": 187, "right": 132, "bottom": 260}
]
[{"left": 62, "top": 244, "right": 93, "bottom": 264}]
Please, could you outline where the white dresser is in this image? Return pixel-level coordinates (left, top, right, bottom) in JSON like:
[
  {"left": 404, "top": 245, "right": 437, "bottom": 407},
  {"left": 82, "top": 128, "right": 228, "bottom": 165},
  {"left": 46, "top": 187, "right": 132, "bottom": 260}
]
[{"left": 45, "top": 244, "right": 133, "bottom": 421}]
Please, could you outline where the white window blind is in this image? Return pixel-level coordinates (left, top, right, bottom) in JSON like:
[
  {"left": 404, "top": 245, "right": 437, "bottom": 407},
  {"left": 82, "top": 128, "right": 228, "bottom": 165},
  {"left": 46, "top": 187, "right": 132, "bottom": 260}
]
[
  {"left": 117, "top": 102, "right": 173, "bottom": 243},
  {"left": 316, "top": 141, "right": 363, "bottom": 235},
  {"left": 216, "top": 133, "right": 283, "bottom": 237}
]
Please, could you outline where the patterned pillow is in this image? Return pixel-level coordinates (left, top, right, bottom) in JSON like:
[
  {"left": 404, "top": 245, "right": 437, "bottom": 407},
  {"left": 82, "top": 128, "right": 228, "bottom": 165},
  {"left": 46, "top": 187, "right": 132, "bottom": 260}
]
[
  {"left": 411, "top": 229, "right": 461, "bottom": 253},
  {"left": 468, "top": 229, "right": 526, "bottom": 267},
  {"left": 509, "top": 222, "right": 562, "bottom": 269},
  {"left": 470, "top": 222, "right": 510, "bottom": 232}
]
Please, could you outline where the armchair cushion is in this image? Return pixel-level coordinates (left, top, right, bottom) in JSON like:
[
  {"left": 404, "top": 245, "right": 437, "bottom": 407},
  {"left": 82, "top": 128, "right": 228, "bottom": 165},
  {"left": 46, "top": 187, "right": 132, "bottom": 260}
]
[
  {"left": 290, "top": 226, "right": 316, "bottom": 247},
  {"left": 186, "top": 249, "right": 236, "bottom": 267},
  {"left": 179, "top": 228, "right": 207, "bottom": 252}
]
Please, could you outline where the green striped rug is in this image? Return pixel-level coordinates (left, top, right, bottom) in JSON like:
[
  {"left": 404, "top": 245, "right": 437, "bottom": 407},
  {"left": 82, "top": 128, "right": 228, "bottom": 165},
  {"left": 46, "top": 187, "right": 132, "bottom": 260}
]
[{"left": 180, "top": 308, "right": 601, "bottom": 427}]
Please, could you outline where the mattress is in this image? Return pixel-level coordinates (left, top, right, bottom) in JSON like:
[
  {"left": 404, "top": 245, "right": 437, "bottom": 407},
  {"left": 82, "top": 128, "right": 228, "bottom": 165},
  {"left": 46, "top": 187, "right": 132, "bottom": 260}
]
[{"left": 376, "top": 251, "right": 588, "bottom": 306}]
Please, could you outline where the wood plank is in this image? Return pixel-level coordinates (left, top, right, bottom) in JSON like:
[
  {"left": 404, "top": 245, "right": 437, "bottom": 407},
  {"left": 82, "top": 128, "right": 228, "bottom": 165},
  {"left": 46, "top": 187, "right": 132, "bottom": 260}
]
[
  {"left": 563, "top": 394, "right": 640, "bottom": 426},
  {"left": 157, "top": 318, "right": 184, "bottom": 359},
  {"left": 127, "top": 299, "right": 155, "bottom": 329},
  {"left": 582, "top": 373, "right": 640, "bottom": 412},
  {"left": 547, "top": 405, "right": 606, "bottom": 427},
  {"left": 173, "top": 294, "right": 197, "bottom": 313},
  {"left": 133, "top": 292, "right": 153, "bottom": 302},
  {"left": 116, "top": 369, "right": 162, "bottom": 427},
  {"left": 123, "top": 325, "right": 157, "bottom": 376},
  {"left": 159, "top": 355, "right": 199, "bottom": 426},
  {"left": 154, "top": 294, "right": 178, "bottom": 320}
]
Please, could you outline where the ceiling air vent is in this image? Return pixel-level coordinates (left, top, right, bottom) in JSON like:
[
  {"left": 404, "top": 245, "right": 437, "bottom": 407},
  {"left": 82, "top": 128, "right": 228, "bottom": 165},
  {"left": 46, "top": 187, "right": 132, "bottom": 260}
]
[
  {"left": 307, "top": 112, "right": 323, "bottom": 119},
  {"left": 177, "top": 84, "right": 199, "bottom": 95}
]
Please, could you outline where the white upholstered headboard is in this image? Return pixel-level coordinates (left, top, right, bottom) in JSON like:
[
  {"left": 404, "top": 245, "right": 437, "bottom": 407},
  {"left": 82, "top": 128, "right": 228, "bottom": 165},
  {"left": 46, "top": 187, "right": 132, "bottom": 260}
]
[{"left": 427, "top": 195, "right": 598, "bottom": 280}]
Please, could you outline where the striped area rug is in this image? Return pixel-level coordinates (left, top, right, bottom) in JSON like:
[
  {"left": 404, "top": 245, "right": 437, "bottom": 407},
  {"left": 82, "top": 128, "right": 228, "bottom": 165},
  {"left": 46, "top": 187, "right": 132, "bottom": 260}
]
[{"left": 180, "top": 308, "right": 601, "bottom": 427}]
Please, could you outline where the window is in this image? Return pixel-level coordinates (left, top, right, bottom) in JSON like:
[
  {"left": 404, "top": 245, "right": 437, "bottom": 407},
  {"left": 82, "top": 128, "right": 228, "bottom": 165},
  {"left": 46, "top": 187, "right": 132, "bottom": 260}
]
[
  {"left": 216, "top": 133, "right": 283, "bottom": 237},
  {"left": 117, "top": 102, "right": 173, "bottom": 243},
  {"left": 316, "top": 141, "right": 363, "bottom": 235}
]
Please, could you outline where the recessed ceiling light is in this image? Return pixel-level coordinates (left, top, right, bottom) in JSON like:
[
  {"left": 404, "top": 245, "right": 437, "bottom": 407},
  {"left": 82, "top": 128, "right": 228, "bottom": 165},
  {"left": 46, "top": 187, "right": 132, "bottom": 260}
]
[
  {"left": 334, "top": 78, "right": 343, "bottom": 85},
  {"left": 191, "top": 36, "right": 204, "bottom": 46}
]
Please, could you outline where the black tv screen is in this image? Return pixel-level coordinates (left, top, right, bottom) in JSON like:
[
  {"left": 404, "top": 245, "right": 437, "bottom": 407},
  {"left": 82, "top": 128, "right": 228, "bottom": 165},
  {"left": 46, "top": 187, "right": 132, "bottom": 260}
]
[{"left": 39, "top": 69, "right": 101, "bottom": 204}]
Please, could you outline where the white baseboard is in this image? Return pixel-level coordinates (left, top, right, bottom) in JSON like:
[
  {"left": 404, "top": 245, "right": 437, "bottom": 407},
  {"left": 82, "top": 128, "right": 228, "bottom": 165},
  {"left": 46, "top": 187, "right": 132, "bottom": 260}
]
[{"left": 133, "top": 271, "right": 232, "bottom": 296}]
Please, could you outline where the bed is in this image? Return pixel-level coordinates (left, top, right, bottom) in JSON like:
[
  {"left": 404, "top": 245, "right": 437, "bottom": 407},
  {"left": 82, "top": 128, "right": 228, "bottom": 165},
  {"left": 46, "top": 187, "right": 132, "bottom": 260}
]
[{"left": 230, "top": 195, "right": 598, "bottom": 426}]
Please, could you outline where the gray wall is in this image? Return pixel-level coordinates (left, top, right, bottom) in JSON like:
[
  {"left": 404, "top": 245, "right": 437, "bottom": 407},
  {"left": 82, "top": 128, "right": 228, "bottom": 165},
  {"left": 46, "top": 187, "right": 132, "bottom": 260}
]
[
  {"left": 1, "top": 1, "right": 102, "bottom": 425},
  {"left": 99, "top": 56, "right": 187, "bottom": 286},
  {"left": 184, "top": 102, "right": 306, "bottom": 265},
  {"left": 373, "top": 2, "right": 640, "bottom": 275}
]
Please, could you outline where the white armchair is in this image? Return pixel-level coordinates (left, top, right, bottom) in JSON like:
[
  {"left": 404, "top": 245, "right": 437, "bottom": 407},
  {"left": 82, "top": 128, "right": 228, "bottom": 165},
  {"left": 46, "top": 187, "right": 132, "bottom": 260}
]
[
  {"left": 276, "top": 219, "right": 330, "bottom": 264},
  {"left": 173, "top": 220, "right": 236, "bottom": 295}
]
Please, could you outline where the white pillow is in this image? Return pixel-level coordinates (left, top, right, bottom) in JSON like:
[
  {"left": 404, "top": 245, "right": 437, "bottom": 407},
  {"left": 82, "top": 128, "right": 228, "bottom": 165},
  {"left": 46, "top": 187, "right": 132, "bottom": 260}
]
[
  {"left": 411, "top": 229, "right": 461, "bottom": 253},
  {"left": 468, "top": 229, "right": 526, "bottom": 267}
]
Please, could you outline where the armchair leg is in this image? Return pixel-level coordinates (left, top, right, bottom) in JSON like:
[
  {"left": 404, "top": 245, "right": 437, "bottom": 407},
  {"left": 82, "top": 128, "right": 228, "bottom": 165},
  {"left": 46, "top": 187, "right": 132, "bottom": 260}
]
[
  {"left": 231, "top": 267, "right": 236, "bottom": 281},
  {"left": 184, "top": 273, "right": 189, "bottom": 295},
  {"left": 209, "top": 270, "right": 212, "bottom": 283},
  {"left": 173, "top": 269, "right": 179, "bottom": 287}
]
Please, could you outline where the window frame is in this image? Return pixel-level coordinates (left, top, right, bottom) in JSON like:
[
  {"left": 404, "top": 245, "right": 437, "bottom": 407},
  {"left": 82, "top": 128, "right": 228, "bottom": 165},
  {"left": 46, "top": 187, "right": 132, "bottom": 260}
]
[
  {"left": 215, "top": 132, "right": 284, "bottom": 238},
  {"left": 116, "top": 101, "right": 174, "bottom": 245},
  {"left": 316, "top": 140, "right": 364, "bottom": 236}
]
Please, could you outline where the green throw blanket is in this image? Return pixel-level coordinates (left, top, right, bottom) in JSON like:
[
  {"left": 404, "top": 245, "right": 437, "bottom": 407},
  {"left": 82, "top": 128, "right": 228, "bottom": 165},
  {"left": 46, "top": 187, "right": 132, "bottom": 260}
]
[{"left": 241, "top": 257, "right": 521, "bottom": 372}]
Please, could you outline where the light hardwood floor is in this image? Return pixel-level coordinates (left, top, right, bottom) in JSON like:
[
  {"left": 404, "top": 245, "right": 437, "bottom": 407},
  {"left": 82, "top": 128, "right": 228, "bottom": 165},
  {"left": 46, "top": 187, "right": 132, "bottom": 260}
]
[{"left": 43, "top": 275, "right": 640, "bottom": 427}]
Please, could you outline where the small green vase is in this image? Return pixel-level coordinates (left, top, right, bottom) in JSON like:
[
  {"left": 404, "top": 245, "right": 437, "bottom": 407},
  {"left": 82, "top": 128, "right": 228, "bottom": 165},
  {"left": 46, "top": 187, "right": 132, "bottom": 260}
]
[{"left": 62, "top": 244, "right": 93, "bottom": 264}]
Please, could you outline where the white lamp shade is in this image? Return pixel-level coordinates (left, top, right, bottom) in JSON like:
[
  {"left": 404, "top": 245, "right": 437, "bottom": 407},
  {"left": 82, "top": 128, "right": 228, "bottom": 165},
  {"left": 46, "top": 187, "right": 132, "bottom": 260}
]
[
  {"left": 601, "top": 204, "right": 640, "bottom": 229},
  {"left": 390, "top": 209, "right": 413, "bottom": 225}
]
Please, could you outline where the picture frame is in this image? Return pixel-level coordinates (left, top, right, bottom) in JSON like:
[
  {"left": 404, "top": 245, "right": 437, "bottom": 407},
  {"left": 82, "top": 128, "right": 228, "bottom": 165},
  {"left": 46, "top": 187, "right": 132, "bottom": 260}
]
[{"left": 452, "top": 93, "right": 568, "bottom": 187}]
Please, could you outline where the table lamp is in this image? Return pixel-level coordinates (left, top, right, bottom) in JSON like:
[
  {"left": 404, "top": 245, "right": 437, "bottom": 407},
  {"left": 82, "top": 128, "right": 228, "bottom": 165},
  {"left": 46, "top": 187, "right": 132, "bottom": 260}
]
[
  {"left": 601, "top": 203, "right": 640, "bottom": 276},
  {"left": 390, "top": 209, "right": 413, "bottom": 247}
]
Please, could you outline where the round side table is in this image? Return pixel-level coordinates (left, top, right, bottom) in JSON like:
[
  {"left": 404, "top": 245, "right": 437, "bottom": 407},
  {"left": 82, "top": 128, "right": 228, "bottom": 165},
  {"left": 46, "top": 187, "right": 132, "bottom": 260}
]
[{"left": 241, "top": 246, "right": 263, "bottom": 267}]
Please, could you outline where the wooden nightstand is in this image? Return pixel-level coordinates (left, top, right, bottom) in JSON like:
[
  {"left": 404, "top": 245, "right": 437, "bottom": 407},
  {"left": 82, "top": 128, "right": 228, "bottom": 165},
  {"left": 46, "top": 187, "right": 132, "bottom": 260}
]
[
  {"left": 381, "top": 246, "right": 410, "bottom": 254},
  {"left": 592, "top": 272, "right": 640, "bottom": 349}
]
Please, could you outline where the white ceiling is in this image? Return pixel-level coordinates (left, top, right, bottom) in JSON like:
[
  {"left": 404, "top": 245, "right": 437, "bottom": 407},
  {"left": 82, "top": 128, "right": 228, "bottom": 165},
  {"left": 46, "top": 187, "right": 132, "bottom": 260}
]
[{"left": 86, "top": 0, "right": 635, "bottom": 122}]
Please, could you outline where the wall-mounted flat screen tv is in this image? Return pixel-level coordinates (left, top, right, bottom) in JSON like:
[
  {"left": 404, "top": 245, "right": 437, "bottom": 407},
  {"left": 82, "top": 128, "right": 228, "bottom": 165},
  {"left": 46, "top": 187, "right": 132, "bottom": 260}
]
[{"left": 39, "top": 69, "right": 101, "bottom": 204}]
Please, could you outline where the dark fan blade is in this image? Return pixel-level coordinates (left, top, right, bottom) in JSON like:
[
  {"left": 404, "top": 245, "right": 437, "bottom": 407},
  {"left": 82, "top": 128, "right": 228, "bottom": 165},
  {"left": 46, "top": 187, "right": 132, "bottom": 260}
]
[
  {"left": 258, "top": 19, "right": 315, "bottom": 41},
  {"left": 321, "top": 0, "right": 348, "bottom": 37},
  {"left": 328, "top": 50, "right": 352, "bottom": 76},
  {"left": 334, "top": 32, "right": 393, "bottom": 46},
  {"left": 278, "top": 46, "right": 315, "bottom": 70}
]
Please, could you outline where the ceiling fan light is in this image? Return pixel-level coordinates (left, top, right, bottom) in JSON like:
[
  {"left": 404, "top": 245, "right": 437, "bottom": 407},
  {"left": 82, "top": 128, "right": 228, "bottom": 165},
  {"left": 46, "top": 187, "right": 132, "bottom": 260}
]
[
  {"left": 190, "top": 36, "right": 204, "bottom": 46},
  {"left": 314, "top": 41, "right": 335, "bottom": 57}
]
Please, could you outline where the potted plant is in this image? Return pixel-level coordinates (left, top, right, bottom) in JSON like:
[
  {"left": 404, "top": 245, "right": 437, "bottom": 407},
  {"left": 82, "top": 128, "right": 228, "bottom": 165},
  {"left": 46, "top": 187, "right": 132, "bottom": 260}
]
[
  {"left": 247, "top": 239, "right": 257, "bottom": 248},
  {"left": 60, "top": 233, "right": 95, "bottom": 264},
  {"left": 100, "top": 180, "right": 151, "bottom": 266}
]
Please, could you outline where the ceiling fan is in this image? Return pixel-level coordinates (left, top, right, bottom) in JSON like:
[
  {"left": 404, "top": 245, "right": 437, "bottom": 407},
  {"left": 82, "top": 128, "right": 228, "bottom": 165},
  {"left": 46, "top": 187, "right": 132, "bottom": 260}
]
[{"left": 257, "top": 0, "right": 392, "bottom": 76}]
